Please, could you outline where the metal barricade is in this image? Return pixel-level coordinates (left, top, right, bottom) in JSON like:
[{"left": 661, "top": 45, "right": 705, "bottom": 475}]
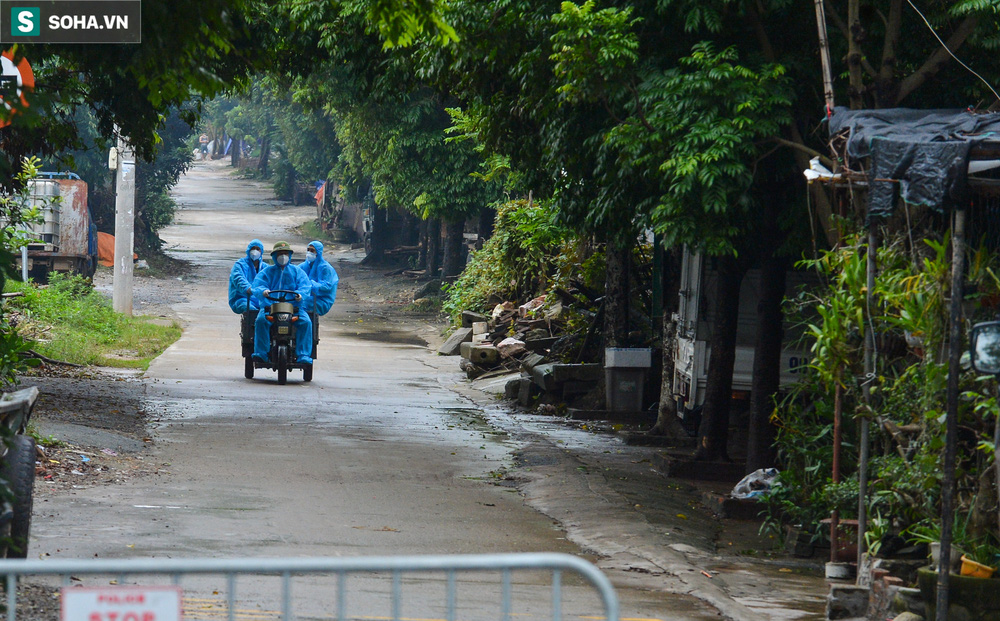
[{"left": 0, "top": 553, "right": 619, "bottom": 621}]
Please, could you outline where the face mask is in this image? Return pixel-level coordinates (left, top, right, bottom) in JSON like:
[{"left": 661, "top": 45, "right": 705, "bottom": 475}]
[
  {"left": 306, "top": 251, "right": 317, "bottom": 263},
  {"left": 276, "top": 255, "right": 289, "bottom": 266},
  {"left": 249, "top": 249, "right": 261, "bottom": 261}
]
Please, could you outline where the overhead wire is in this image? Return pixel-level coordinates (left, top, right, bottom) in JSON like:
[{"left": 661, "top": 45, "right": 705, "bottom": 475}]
[{"left": 905, "top": 0, "right": 1000, "bottom": 104}]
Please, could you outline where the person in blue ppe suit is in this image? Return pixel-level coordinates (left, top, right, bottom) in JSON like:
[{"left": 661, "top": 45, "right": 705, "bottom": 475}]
[
  {"left": 300, "top": 241, "right": 339, "bottom": 316},
  {"left": 228, "top": 239, "right": 265, "bottom": 314},
  {"left": 251, "top": 241, "right": 314, "bottom": 365}
]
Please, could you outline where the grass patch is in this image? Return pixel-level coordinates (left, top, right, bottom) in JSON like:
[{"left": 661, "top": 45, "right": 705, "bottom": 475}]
[
  {"left": 5, "top": 273, "right": 181, "bottom": 369},
  {"left": 293, "top": 219, "right": 335, "bottom": 244}
]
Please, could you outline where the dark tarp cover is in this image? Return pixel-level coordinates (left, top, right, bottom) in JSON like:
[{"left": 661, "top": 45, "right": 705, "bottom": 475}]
[{"left": 828, "top": 107, "right": 1000, "bottom": 217}]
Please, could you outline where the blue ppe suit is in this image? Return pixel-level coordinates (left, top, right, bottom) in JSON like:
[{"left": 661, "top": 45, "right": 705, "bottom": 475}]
[
  {"left": 300, "top": 241, "right": 339, "bottom": 316},
  {"left": 228, "top": 240, "right": 264, "bottom": 314},
  {"left": 251, "top": 255, "right": 314, "bottom": 364}
]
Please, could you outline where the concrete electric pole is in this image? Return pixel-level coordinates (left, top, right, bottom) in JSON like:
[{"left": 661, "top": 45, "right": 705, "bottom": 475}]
[{"left": 112, "top": 135, "right": 135, "bottom": 315}]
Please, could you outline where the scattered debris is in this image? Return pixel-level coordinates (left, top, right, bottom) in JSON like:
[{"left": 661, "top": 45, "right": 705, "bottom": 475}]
[{"left": 730, "top": 467, "right": 779, "bottom": 499}]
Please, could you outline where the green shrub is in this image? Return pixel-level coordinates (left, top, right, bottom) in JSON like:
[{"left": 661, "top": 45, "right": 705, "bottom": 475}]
[{"left": 443, "top": 198, "right": 575, "bottom": 322}]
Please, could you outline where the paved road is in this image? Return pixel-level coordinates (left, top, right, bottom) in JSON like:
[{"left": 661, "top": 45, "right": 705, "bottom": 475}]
[{"left": 29, "top": 162, "right": 738, "bottom": 620}]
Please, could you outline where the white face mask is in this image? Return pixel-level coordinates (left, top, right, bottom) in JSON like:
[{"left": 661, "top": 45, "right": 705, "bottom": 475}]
[
  {"left": 275, "top": 255, "right": 290, "bottom": 267},
  {"left": 249, "top": 249, "right": 261, "bottom": 261},
  {"left": 306, "top": 251, "right": 317, "bottom": 263}
]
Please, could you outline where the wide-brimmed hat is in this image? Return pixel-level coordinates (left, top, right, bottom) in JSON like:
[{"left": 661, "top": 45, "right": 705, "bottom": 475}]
[{"left": 271, "top": 241, "right": 293, "bottom": 255}]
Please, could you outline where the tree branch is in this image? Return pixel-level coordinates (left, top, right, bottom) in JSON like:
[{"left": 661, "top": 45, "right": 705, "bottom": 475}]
[
  {"left": 878, "top": 0, "right": 903, "bottom": 86},
  {"left": 827, "top": 5, "right": 877, "bottom": 80},
  {"left": 895, "top": 15, "right": 979, "bottom": 105},
  {"left": 770, "top": 137, "right": 836, "bottom": 169}
]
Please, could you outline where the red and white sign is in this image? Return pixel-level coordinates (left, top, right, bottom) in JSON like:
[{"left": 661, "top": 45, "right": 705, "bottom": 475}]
[
  {"left": 61, "top": 585, "right": 182, "bottom": 621},
  {"left": 0, "top": 49, "right": 33, "bottom": 128}
]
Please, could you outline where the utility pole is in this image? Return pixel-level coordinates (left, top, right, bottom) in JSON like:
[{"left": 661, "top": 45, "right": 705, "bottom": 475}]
[{"left": 112, "top": 134, "right": 135, "bottom": 315}]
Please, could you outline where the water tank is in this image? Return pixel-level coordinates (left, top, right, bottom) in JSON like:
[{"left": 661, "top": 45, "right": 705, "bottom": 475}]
[{"left": 26, "top": 180, "right": 60, "bottom": 245}]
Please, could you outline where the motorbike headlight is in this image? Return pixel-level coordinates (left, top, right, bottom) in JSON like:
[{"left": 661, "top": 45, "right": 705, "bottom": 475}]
[{"left": 276, "top": 313, "right": 291, "bottom": 321}]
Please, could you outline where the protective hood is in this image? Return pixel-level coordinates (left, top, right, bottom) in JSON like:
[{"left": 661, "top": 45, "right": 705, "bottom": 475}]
[
  {"left": 246, "top": 239, "right": 264, "bottom": 260},
  {"left": 307, "top": 241, "right": 324, "bottom": 259},
  {"left": 229, "top": 239, "right": 266, "bottom": 314}
]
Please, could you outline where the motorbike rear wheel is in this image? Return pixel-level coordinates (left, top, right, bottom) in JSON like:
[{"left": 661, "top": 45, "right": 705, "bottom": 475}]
[
  {"left": 277, "top": 345, "right": 288, "bottom": 385},
  {"left": 244, "top": 355, "right": 254, "bottom": 379},
  {"left": 303, "top": 364, "right": 313, "bottom": 382}
]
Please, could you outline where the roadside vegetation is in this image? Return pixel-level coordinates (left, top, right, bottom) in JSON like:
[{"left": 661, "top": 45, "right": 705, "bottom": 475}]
[
  {"left": 1, "top": 0, "right": 999, "bottom": 582},
  {"left": 4, "top": 274, "right": 180, "bottom": 370}
]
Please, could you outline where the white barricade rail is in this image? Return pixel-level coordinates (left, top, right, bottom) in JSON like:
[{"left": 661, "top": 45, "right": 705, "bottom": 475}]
[{"left": 0, "top": 553, "right": 619, "bottom": 621}]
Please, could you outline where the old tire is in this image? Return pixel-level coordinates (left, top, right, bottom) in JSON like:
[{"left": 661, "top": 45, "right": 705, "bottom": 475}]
[
  {"left": 277, "top": 346, "right": 288, "bottom": 385},
  {"left": 303, "top": 364, "right": 313, "bottom": 382},
  {"left": 2, "top": 435, "right": 35, "bottom": 558},
  {"left": 244, "top": 356, "right": 254, "bottom": 379}
]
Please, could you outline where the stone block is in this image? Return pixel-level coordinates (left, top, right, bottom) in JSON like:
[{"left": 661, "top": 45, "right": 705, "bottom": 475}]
[
  {"left": 517, "top": 377, "right": 540, "bottom": 406},
  {"left": 472, "top": 321, "right": 489, "bottom": 335},
  {"left": 468, "top": 344, "right": 499, "bottom": 367},
  {"left": 438, "top": 327, "right": 473, "bottom": 356},
  {"left": 521, "top": 353, "right": 546, "bottom": 371},
  {"left": 504, "top": 377, "right": 521, "bottom": 400},
  {"left": 461, "top": 310, "right": 488, "bottom": 327},
  {"left": 889, "top": 588, "right": 923, "bottom": 617},
  {"left": 826, "top": 584, "right": 870, "bottom": 620},
  {"left": 529, "top": 363, "right": 556, "bottom": 392},
  {"left": 524, "top": 337, "right": 559, "bottom": 353}
]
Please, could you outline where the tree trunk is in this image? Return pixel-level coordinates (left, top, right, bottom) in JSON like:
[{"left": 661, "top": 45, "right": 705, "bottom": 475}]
[
  {"left": 478, "top": 206, "right": 495, "bottom": 243},
  {"left": 694, "top": 256, "right": 743, "bottom": 461},
  {"left": 425, "top": 218, "right": 441, "bottom": 279},
  {"left": 745, "top": 255, "right": 787, "bottom": 472},
  {"left": 230, "top": 139, "right": 240, "bottom": 167},
  {"left": 847, "top": 0, "right": 864, "bottom": 109},
  {"left": 649, "top": 247, "right": 687, "bottom": 437},
  {"left": 441, "top": 220, "right": 465, "bottom": 278},
  {"left": 603, "top": 242, "right": 630, "bottom": 347},
  {"left": 258, "top": 137, "right": 271, "bottom": 176},
  {"left": 417, "top": 218, "right": 429, "bottom": 270}
]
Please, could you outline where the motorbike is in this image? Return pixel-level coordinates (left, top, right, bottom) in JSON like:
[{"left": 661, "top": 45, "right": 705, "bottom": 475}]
[{"left": 241, "top": 289, "right": 318, "bottom": 384}]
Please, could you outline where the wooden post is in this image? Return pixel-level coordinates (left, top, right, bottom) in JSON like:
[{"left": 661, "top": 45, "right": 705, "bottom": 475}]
[
  {"left": 813, "top": 0, "right": 836, "bottom": 114},
  {"left": 937, "top": 207, "right": 966, "bottom": 621},
  {"left": 831, "top": 381, "right": 843, "bottom": 563},
  {"left": 857, "top": 227, "right": 877, "bottom": 575}
]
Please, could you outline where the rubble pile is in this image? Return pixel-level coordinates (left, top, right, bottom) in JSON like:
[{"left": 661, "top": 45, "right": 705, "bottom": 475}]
[{"left": 439, "top": 293, "right": 604, "bottom": 407}]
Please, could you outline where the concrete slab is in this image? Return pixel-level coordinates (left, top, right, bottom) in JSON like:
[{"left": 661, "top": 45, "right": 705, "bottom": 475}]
[{"left": 438, "top": 327, "right": 473, "bottom": 356}]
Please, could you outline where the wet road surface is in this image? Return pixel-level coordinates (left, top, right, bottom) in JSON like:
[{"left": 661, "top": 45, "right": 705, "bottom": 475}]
[{"left": 29, "top": 162, "right": 733, "bottom": 620}]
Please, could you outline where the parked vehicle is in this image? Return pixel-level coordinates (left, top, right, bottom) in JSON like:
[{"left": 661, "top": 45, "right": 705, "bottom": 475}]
[
  {"left": 672, "top": 248, "right": 812, "bottom": 417},
  {"left": 241, "top": 290, "right": 318, "bottom": 385},
  {"left": 0, "top": 386, "right": 39, "bottom": 558},
  {"left": 15, "top": 172, "right": 98, "bottom": 281}
]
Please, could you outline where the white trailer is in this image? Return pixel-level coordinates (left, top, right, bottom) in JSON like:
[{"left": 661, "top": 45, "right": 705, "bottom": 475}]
[{"left": 671, "top": 248, "right": 811, "bottom": 413}]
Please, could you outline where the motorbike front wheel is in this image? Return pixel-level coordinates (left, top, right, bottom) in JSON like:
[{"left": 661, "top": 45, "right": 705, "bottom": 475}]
[
  {"left": 303, "top": 364, "right": 313, "bottom": 382},
  {"left": 277, "top": 345, "right": 288, "bottom": 385},
  {"left": 244, "top": 355, "right": 254, "bottom": 379},
  {"left": 1, "top": 435, "right": 36, "bottom": 558}
]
